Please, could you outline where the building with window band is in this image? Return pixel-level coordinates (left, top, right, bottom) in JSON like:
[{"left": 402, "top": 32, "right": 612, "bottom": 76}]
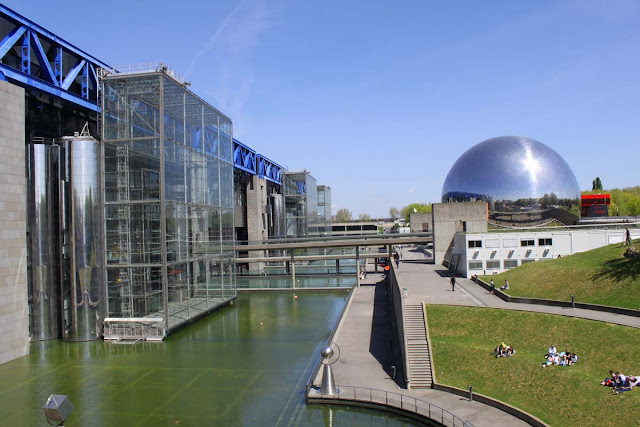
[{"left": 451, "top": 228, "right": 640, "bottom": 278}]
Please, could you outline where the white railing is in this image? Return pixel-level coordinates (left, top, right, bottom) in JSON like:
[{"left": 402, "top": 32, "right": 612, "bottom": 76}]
[{"left": 104, "top": 317, "right": 165, "bottom": 341}]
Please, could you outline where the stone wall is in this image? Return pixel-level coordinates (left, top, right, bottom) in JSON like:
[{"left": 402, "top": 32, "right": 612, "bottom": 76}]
[
  {"left": 432, "top": 202, "right": 487, "bottom": 266},
  {"left": 246, "top": 175, "right": 267, "bottom": 271},
  {"left": 409, "top": 212, "right": 432, "bottom": 232},
  {"left": 0, "top": 80, "right": 28, "bottom": 365}
]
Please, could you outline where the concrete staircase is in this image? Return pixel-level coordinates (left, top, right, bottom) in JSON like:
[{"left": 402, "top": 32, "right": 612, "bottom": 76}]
[{"left": 405, "top": 304, "right": 433, "bottom": 389}]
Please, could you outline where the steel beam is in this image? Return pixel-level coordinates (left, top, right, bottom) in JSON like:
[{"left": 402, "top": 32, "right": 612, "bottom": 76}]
[
  {"left": 0, "top": 4, "right": 110, "bottom": 69},
  {"left": 0, "top": 64, "right": 97, "bottom": 111},
  {"left": 233, "top": 138, "right": 256, "bottom": 175},
  {"left": 21, "top": 30, "right": 29, "bottom": 74},
  {"left": 256, "top": 154, "right": 283, "bottom": 184},
  {"left": 62, "top": 59, "right": 86, "bottom": 90},
  {"left": 29, "top": 31, "right": 56, "bottom": 84},
  {"left": 54, "top": 46, "right": 63, "bottom": 86},
  {"left": 0, "top": 25, "right": 26, "bottom": 59}
]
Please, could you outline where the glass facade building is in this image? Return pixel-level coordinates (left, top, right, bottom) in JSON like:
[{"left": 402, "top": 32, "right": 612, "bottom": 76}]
[
  {"left": 283, "top": 171, "right": 318, "bottom": 237},
  {"left": 317, "top": 185, "right": 332, "bottom": 234},
  {"left": 101, "top": 71, "right": 236, "bottom": 331}
]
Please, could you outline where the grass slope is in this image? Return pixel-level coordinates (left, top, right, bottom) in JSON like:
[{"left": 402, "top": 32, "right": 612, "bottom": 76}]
[
  {"left": 426, "top": 305, "right": 640, "bottom": 426},
  {"left": 481, "top": 239, "right": 640, "bottom": 309}
]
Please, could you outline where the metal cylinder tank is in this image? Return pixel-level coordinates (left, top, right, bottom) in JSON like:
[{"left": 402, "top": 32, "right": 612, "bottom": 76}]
[
  {"left": 270, "top": 193, "right": 285, "bottom": 239},
  {"left": 27, "top": 142, "right": 61, "bottom": 340},
  {"left": 59, "top": 135, "right": 103, "bottom": 341}
]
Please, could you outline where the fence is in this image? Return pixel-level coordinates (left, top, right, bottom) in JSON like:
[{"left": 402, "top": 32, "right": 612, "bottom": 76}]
[{"left": 307, "top": 384, "right": 474, "bottom": 427}]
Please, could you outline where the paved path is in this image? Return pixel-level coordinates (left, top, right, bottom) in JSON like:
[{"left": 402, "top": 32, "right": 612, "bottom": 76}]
[
  {"left": 397, "top": 249, "right": 640, "bottom": 329},
  {"left": 330, "top": 270, "right": 529, "bottom": 426},
  {"left": 327, "top": 247, "right": 640, "bottom": 426}
]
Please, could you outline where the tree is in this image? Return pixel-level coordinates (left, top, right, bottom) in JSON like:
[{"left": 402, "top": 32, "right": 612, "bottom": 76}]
[
  {"left": 592, "top": 177, "right": 603, "bottom": 191},
  {"left": 401, "top": 203, "right": 431, "bottom": 222},
  {"left": 335, "top": 208, "right": 352, "bottom": 222},
  {"left": 389, "top": 207, "right": 400, "bottom": 219},
  {"left": 628, "top": 199, "right": 640, "bottom": 218},
  {"left": 359, "top": 213, "right": 371, "bottom": 221}
]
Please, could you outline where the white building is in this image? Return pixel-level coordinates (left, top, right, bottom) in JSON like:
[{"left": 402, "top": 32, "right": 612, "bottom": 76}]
[{"left": 451, "top": 226, "right": 639, "bottom": 278}]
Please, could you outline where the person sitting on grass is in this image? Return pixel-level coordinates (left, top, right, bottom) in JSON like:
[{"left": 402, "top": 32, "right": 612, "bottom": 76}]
[
  {"left": 542, "top": 349, "right": 578, "bottom": 367},
  {"left": 568, "top": 352, "right": 579, "bottom": 365},
  {"left": 493, "top": 344, "right": 515, "bottom": 358},
  {"left": 502, "top": 345, "right": 516, "bottom": 357},
  {"left": 542, "top": 354, "right": 559, "bottom": 367},
  {"left": 500, "top": 280, "right": 509, "bottom": 291},
  {"left": 492, "top": 342, "right": 507, "bottom": 357},
  {"left": 614, "top": 376, "right": 640, "bottom": 394},
  {"left": 601, "top": 370, "right": 617, "bottom": 387},
  {"left": 548, "top": 345, "right": 557, "bottom": 357}
]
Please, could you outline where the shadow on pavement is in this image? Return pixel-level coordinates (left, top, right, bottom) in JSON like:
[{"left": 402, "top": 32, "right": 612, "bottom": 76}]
[{"left": 368, "top": 279, "right": 405, "bottom": 388}]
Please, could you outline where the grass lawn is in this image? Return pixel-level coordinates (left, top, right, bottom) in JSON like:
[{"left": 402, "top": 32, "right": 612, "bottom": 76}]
[
  {"left": 480, "top": 239, "right": 640, "bottom": 309},
  {"left": 426, "top": 305, "right": 640, "bottom": 426}
]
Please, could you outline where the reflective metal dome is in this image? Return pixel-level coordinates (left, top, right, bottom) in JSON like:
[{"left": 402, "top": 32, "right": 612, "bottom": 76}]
[{"left": 442, "top": 136, "right": 581, "bottom": 224}]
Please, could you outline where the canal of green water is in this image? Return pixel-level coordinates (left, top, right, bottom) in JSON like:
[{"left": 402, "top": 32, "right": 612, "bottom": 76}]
[{"left": 0, "top": 292, "right": 416, "bottom": 426}]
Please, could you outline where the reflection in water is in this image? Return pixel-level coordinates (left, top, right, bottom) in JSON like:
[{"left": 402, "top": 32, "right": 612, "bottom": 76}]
[{"left": 0, "top": 293, "right": 417, "bottom": 426}]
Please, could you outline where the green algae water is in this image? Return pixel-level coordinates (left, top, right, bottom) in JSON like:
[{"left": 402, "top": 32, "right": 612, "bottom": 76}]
[{"left": 0, "top": 292, "right": 416, "bottom": 426}]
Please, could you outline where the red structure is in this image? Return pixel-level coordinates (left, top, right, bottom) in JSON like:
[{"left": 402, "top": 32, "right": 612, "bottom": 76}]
[{"left": 581, "top": 194, "right": 610, "bottom": 217}]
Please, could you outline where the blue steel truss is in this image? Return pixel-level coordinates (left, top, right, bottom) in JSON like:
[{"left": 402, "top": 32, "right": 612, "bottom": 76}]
[
  {"left": 0, "top": 4, "right": 285, "bottom": 186},
  {"left": 257, "top": 154, "right": 283, "bottom": 185},
  {"left": 233, "top": 138, "right": 256, "bottom": 175},
  {"left": 0, "top": 4, "right": 111, "bottom": 111}
]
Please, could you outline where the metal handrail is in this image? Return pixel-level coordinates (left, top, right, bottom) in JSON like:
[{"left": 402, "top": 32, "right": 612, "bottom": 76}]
[{"left": 308, "top": 384, "right": 474, "bottom": 427}]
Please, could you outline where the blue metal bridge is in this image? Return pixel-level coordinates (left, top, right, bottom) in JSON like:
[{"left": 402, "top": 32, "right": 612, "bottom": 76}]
[{"left": 0, "top": 3, "right": 282, "bottom": 184}]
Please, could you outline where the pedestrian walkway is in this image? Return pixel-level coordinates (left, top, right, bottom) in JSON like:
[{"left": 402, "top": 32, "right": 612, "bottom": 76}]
[
  {"left": 396, "top": 249, "right": 640, "bottom": 329},
  {"left": 324, "top": 246, "right": 640, "bottom": 426},
  {"left": 328, "top": 270, "right": 529, "bottom": 426}
]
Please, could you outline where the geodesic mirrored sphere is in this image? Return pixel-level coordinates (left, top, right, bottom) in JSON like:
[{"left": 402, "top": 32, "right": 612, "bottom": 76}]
[{"left": 442, "top": 136, "right": 581, "bottom": 225}]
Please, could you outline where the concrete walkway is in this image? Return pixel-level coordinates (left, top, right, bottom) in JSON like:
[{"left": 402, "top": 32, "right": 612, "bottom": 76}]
[
  {"left": 397, "top": 249, "right": 640, "bottom": 329},
  {"left": 330, "top": 270, "right": 529, "bottom": 426},
  {"left": 327, "top": 247, "right": 640, "bottom": 426}
]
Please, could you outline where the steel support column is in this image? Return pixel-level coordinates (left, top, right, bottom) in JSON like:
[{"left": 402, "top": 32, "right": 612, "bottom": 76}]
[
  {"left": 159, "top": 75, "right": 169, "bottom": 331},
  {"left": 291, "top": 252, "right": 295, "bottom": 288},
  {"left": 356, "top": 246, "right": 360, "bottom": 287},
  {"left": 21, "top": 30, "right": 30, "bottom": 74}
]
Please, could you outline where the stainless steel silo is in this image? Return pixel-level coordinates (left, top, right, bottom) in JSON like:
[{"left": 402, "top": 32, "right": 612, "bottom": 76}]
[
  {"left": 59, "top": 134, "right": 103, "bottom": 341},
  {"left": 27, "top": 142, "right": 61, "bottom": 340},
  {"left": 270, "top": 193, "right": 285, "bottom": 239}
]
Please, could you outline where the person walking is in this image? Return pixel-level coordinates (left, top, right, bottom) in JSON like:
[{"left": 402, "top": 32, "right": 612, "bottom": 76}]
[
  {"left": 490, "top": 279, "right": 495, "bottom": 294},
  {"left": 625, "top": 228, "right": 631, "bottom": 246},
  {"left": 450, "top": 276, "right": 456, "bottom": 292}
]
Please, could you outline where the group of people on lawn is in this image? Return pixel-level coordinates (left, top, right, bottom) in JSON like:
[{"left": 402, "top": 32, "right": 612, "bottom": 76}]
[
  {"left": 541, "top": 345, "right": 578, "bottom": 367},
  {"left": 491, "top": 342, "right": 515, "bottom": 358},
  {"left": 491, "top": 343, "right": 637, "bottom": 395},
  {"left": 601, "top": 371, "right": 640, "bottom": 394}
]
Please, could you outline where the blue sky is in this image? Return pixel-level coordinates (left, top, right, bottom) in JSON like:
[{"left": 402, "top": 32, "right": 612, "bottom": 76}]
[{"left": 8, "top": 0, "right": 640, "bottom": 218}]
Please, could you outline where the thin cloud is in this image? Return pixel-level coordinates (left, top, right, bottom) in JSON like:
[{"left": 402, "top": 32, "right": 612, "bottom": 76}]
[
  {"left": 186, "top": 0, "right": 275, "bottom": 121},
  {"left": 185, "top": 2, "right": 244, "bottom": 76}
]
